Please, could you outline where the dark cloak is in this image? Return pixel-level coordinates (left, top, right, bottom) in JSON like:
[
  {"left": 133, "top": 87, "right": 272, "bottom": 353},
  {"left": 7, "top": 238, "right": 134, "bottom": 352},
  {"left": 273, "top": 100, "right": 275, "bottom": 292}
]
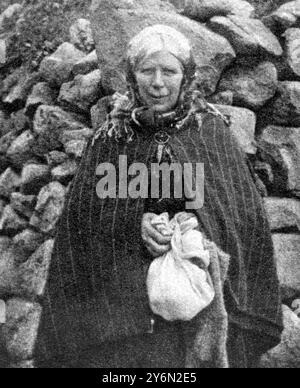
[{"left": 35, "top": 112, "right": 283, "bottom": 366}]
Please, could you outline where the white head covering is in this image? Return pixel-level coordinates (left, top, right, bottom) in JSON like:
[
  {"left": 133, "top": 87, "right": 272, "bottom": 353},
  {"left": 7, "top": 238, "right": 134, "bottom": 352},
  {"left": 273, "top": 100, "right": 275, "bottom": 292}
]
[{"left": 127, "top": 24, "right": 192, "bottom": 70}]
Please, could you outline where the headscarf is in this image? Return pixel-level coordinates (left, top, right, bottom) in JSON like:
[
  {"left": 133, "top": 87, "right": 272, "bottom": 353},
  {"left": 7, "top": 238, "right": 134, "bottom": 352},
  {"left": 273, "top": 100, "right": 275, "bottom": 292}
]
[{"left": 92, "top": 24, "right": 229, "bottom": 144}]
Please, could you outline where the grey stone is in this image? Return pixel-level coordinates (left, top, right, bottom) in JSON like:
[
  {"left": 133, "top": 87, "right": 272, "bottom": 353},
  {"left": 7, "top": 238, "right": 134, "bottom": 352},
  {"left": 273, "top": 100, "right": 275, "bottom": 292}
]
[
  {"left": 39, "top": 42, "right": 85, "bottom": 87},
  {"left": 64, "top": 140, "right": 87, "bottom": 159},
  {"left": 10, "top": 193, "right": 36, "bottom": 220},
  {"left": 0, "top": 38, "right": 6, "bottom": 65},
  {"left": 45, "top": 151, "right": 69, "bottom": 168},
  {"left": 21, "top": 164, "right": 50, "bottom": 196},
  {"left": 181, "top": 0, "right": 255, "bottom": 22},
  {"left": 51, "top": 160, "right": 78, "bottom": 184},
  {"left": 29, "top": 182, "right": 66, "bottom": 234},
  {"left": 0, "top": 131, "right": 17, "bottom": 154},
  {"left": 6, "top": 130, "right": 35, "bottom": 167},
  {"left": 2, "top": 299, "right": 41, "bottom": 361},
  {"left": 25, "top": 82, "right": 56, "bottom": 118},
  {"left": 72, "top": 50, "right": 98, "bottom": 76},
  {"left": 261, "top": 305, "right": 300, "bottom": 368},
  {"left": 69, "top": 18, "right": 95, "bottom": 53},
  {"left": 273, "top": 234, "right": 300, "bottom": 299},
  {"left": 284, "top": 28, "right": 300, "bottom": 78},
  {"left": 258, "top": 126, "right": 300, "bottom": 195},
  {"left": 0, "top": 168, "right": 21, "bottom": 199},
  {"left": 10, "top": 360, "right": 35, "bottom": 368},
  {"left": 213, "top": 104, "right": 257, "bottom": 154},
  {"left": 60, "top": 127, "right": 94, "bottom": 145},
  {"left": 33, "top": 105, "right": 87, "bottom": 152},
  {"left": 90, "top": 0, "right": 235, "bottom": 93},
  {"left": 0, "top": 205, "right": 28, "bottom": 233},
  {"left": 207, "top": 90, "right": 233, "bottom": 106},
  {"left": 13, "top": 229, "right": 44, "bottom": 265},
  {"left": 209, "top": 15, "right": 283, "bottom": 57},
  {"left": 218, "top": 62, "right": 278, "bottom": 110},
  {"left": 0, "top": 4, "right": 23, "bottom": 31},
  {"left": 58, "top": 70, "right": 102, "bottom": 113},
  {"left": 264, "top": 198, "right": 300, "bottom": 231},
  {"left": 0, "top": 238, "right": 16, "bottom": 297},
  {"left": 269, "top": 82, "right": 300, "bottom": 126},
  {"left": 264, "top": 0, "right": 300, "bottom": 31},
  {"left": 18, "top": 240, "right": 54, "bottom": 299}
]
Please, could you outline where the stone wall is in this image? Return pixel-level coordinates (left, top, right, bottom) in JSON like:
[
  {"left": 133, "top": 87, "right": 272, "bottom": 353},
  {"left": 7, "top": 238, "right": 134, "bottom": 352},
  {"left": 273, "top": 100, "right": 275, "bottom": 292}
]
[{"left": 0, "top": 0, "right": 299, "bottom": 368}]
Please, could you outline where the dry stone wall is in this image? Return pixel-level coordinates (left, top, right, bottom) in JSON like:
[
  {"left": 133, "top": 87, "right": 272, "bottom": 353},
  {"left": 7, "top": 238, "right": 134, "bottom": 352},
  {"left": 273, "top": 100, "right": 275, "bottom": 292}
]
[{"left": 0, "top": 0, "right": 299, "bottom": 368}]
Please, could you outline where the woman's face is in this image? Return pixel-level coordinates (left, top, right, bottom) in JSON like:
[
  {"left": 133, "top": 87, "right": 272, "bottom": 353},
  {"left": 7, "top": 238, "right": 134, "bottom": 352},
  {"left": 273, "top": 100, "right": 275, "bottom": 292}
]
[{"left": 135, "top": 50, "right": 184, "bottom": 113}]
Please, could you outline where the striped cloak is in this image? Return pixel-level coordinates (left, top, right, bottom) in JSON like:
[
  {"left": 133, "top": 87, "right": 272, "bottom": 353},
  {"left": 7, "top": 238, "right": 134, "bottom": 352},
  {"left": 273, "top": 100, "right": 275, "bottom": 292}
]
[{"left": 35, "top": 112, "right": 283, "bottom": 366}]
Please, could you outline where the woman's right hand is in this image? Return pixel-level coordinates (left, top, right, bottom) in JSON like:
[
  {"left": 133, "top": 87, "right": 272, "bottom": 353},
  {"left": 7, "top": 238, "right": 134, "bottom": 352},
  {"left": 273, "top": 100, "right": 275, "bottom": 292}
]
[{"left": 141, "top": 213, "right": 173, "bottom": 258}]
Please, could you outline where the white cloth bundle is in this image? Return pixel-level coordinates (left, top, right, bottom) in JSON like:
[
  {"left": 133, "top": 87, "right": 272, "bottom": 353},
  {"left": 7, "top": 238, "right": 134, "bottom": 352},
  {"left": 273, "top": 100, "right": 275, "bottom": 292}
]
[{"left": 147, "top": 212, "right": 215, "bottom": 321}]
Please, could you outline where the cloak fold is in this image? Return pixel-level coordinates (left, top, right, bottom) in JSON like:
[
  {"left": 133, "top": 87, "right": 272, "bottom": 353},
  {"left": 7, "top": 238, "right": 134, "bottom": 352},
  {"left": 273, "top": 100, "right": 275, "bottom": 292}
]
[{"left": 35, "top": 112, "right": 283, "bottom": 366}]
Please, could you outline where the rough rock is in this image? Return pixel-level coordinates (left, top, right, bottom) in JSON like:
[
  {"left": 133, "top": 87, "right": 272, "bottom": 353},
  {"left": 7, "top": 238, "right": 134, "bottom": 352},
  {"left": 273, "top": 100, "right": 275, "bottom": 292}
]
[
  {"left": 33, "top": 105, "right": 86, "bottom": 151},
  {"left": 0, "top": 168, "right": 21, "bottom": 199},
  {"left": 209, "top": 15, "right": 283, "bottom": 57},
  {"left": 218, "top": 62, "right": 278, "bottom": 110},
  {"left": 21, "top": 164, "right": 50, "bottom": 196},
  {"left": 0, "top": 205, "right": 28, "bottom": 233},
  {"left": 0, "top": 38, "right": 6, "bottom": 64},
  {"left": 25, "top": 82, "right": 56, "bottom": 118},
  {"left": 10, "top": 193, "right": 36, "bottom": 220},
  {"left": 269, "top": 82, "right": 300, "bottom": 126},
  {"left": 207, "top": 90, "right": 233, "bottom": 106},
  {"left": 69, "top": 18, "right": 95, "bottom": 53},
  {"left": 39, "top": 42, "right": 86, "bottom": 87},
  {"left": 64, "top": 140, "right": 87, "bottom": 159},
  {"left": 60, "top": 127, "right": 94, "bottom": 145},
  {"left": 2, "top": 299, "right": 41, "bottom": 361},
  {"left": 18, "top": 240, "right": 54, "bottom": 299},
  {"left": 45, "top": 151, "right": 69, "bottom": 168},
  {"left": 0, "top": 4, "right": 23, "bottom": 31},
  {"left": 213, "top": 104, "right": 257, "bottom": 154},
  {"left": 258, "top": 126, "right": 300, "bottom": 196},
  {"left": 6, "top": 130, "right": 35, "bottom": 167},
  {"left": 273, "top": 234, "right": 300, "bottom": 299},
  {"left": 264, "top": 0, "right": 300, "bottom": 32},
  {"left": 181, "top": 0, "right": 255, "bottom": 22},
  {"left": 72, "top": 50, "right": 98, "bottom": 76},
  {"left": 51, "top": 160, "right": 78, "bottom": 184},
  {"left": 58, "top": 70, "right": 102, "bottom": 113},
  {"left": 284, "top": 28, "right": 300, "bottom": 78},
  {"left": 90, "top": 0, "right": 236, "bottom": 93},
  {"left": 29, "top": 182, "right": 66, "bottom": 234},
  {"left": 0, "top": 238, "right": 16, "bottom": 297},
  {"left": 0, "top": 131, "right": 17, "bottom": 155},
  {"left": 13, "top": 229, "right": 44, "bottom": 265},
  {"left": 261, "top": 305, "right": 300, "bottom": 368},
  {"left": 264, "top": 198, "right": 300, "bottom": 231}
]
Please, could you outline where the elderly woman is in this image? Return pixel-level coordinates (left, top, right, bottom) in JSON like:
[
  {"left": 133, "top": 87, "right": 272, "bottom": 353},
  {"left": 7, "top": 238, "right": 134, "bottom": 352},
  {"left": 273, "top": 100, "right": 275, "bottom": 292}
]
[{"left": 35, "top": 25, "right": 283, "bottom": 368}]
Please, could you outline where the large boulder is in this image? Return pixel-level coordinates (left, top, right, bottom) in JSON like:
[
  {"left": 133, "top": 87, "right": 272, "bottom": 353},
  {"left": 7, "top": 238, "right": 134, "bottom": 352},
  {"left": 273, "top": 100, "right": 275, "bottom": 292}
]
[
  {"left": 1, "top": 299, "right": 41, "bottom": 361},
  {"left": 0, "top": 205, "right": 28, "bottom": 234},
  {"left": 18, "top": 240, "right": 54, "bottom": 299},
  {"left": 0, "top": 4, "right": 23, "bottom": 31},
  {"left": 209, "top": 15, "right": 283, "bottom": 57},
  {"left": 21, "top": 164, "right": 50, "bottom": 196},
  {"left": 267, "top": 82, "right": 300, "bottom": 126},
  {"left": 264, "top": 197, "right": 300, "bottom": 231},
  {"left": 69, "top": 18, "right": 95, "bottom": 53},
  {"left": 218, "top": 62, "right": 278, "bottom": 111},
  {"left": 213, "top": 104, "right": 257, "bottom": 154},
  {"left": 51, "top": 160, "right": 78, "bottom": 185},
  {"left": 10, "top": 193, "right": 36, "bottom": 220},
  {"left": 72, "top": 50, "right": 99, "bottom": 76},
  {"left": 29, "top": 182, "right": 66, "bottom": 234},
  {"left": 284, "top": 28, "right": 300, "bottom": 78},
  {"left": 58, "top": 69, "right": 102, "bottom": 114},
  {"left": 273, "top": 234, "right": 300, "bottom": 299},
  {"left": 39, "top": 43, "right": 86, "bottom": 87},
  {"left": 0, "top": 38, "right": 6, "bottom": 65},
  {"left": 264, "top": 0, "right": 300, "bottom": 32},
  {"left": 258, "top": 126, "right": 300, "bottom": 196},
  {"left": 25, "top": 82, "right": 56, "bottom": 118},
  {"left": 0, "top": 238, "right": 16, "bottom": 297},
  {"left": 13, "top": 229, "right": 44, "bottom": 265},
  {"left": 6, "top": 130, "right": 35, "bottom": 167},
  {"left": 261, "top": 305, "right": 300, "bottom": 368},
  {"left": 90, "top": 0, "right": 236, "bottom": 93},
  {"left": 0, "top": 168, "right": 21, "bottom": 199},
  {"left": 180, "top": 0, "right": 254, "bottom": 22}
]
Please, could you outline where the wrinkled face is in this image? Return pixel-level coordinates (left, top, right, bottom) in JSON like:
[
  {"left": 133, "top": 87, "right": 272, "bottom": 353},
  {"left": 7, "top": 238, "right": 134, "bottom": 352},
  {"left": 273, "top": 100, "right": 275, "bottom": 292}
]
[{"left": 134, "top": 51, "right": 184, "bottom": 113}]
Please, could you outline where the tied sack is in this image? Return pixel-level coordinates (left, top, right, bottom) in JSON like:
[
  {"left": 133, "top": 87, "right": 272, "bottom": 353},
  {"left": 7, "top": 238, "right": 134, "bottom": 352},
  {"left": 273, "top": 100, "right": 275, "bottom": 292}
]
[{"left": 147, "top": 212, "right": 215, "bottom": 321}]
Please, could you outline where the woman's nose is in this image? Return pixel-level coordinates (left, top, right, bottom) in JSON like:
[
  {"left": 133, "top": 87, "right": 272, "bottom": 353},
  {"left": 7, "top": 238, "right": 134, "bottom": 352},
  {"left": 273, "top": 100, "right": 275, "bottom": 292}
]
[{"left": 152, "top": 70, "right": 165, "bottom": 88}]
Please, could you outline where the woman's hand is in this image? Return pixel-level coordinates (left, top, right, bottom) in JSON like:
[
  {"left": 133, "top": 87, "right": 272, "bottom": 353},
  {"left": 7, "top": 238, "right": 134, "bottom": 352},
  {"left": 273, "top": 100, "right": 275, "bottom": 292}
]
[{"left": 141, "top": 213, "right": 173, "bottom": 258}]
